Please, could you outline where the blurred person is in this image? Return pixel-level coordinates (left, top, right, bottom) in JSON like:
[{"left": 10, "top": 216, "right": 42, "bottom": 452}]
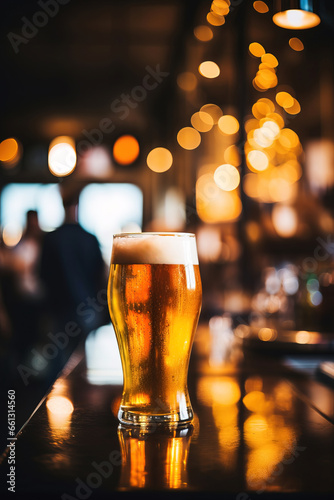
[
  {"left": 0, "top": 283, "right": 12, "bottom": 382},
  {"left": 0, "top": 289, "right": 11, "bottom": 339},
  {"left": 1, "top": 210, "right": 45, "bottom": 366},
  {"left": 13, "top": 210, "right": 44, "bottom": 297},
  {"left": 0, "top": 242, "right": 12, "bottom": 342},
  {"left": 0, "top": 211, "right": 47, "bottom": 445},
  {"left": 40, "top": 187, "right": 108, "bottom": 369}
]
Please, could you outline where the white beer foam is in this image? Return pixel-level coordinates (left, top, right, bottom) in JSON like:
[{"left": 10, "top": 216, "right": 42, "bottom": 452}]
[{"left": 112, "top": 233, "right": 199, "bottom": 265}]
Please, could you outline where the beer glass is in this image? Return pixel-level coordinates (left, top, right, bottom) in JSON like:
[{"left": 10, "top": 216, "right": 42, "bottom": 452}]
[{"left": 108, "top": 232, "right": 202, "bottom": 426}]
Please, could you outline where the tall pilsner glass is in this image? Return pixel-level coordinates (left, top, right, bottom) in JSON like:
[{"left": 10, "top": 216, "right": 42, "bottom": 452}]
[{"left": 108, "top": 233, "right": 202, "bottom": 426}]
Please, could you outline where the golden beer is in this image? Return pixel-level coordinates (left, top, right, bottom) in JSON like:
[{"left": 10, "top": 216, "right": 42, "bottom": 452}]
[
  {"left": 118, "top": 425, "right": 193, "bottom": 489},
  {"left": 108, "top": 233, "right": 202, "bottom": 426}
]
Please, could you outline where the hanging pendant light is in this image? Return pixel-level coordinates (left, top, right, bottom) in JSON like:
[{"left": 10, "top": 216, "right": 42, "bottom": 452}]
[{"left": 273, "top": 0, "right": 320, "bottom": 29}]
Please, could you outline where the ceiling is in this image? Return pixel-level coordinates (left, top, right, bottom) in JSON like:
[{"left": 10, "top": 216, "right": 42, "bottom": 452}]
[
  {"left": 1, "top": 0, "right": 334, "bottom": 180},
  {"left": 1, "top": 0, "right": 192, "bottom": 140}
]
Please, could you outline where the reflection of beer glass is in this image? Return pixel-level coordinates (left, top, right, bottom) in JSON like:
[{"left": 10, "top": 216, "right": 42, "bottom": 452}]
[
  {"left": 108, "top": 233, "right": 202, "bottom": 426},
  {"left": 118, "top": 425, "right": 193, "bottom": 489}
]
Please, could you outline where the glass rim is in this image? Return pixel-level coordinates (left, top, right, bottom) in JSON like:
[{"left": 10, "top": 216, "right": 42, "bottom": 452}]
[{"left": 113, "top": 232, "right": 196, "bottom": 238}]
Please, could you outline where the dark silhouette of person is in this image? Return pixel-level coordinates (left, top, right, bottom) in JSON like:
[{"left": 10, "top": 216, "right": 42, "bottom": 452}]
[
  {"left": 1, "top": 210, "right": 45, "bottom": 366},
  {"left": 40, "top": 187, "right": 108, "bottom": 369},
  {"left": 0, "top": 211, "right": 46, "bottom": 445}
]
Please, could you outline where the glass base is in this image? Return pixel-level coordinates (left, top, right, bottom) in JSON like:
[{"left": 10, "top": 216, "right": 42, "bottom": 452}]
[{"left": 118, "top": 407, "right": 193, "bottom": 428}]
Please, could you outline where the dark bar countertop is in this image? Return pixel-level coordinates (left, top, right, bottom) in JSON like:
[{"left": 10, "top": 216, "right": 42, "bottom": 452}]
[{"left": 1, "top": 323, "right": 334, "bottom": 499}]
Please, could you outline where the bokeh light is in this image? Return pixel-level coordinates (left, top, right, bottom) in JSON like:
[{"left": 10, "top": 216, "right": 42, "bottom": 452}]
[
  {"left": 191, "top": 111, "right": 214, "bottom": 133},
  {"left": 244, "top": 173, "right": 259, "bottom": 198},
  {"left": 194, "top": 25, "right": 213, "bottom": 42},
  {"left": 273, "top": 9, "right": 320, "bottom": 29},
  {"left": 218, "top": 115, "right": 239, "bottom": 135},
  {"left": 48, "top": 136, "right": 77, "bottom": 177},
  {"left": 214, "top": 164, "right": 240, "bottom": 191},
  {"left": 270, "top": 178, "right": 296, "bottom": 203},
  {"left": 276, "top": 91, "right": 294, "bottom": 109},
  {"left": 0, "top": 138, "right": 19, "bottom": 163},
  {"left": 272, "top": 204, "right": 298, "bottom": 237},
  {"left": 207, "top": 12, "right": 225, "bottom": 26},
  {"left": 252, "top": 78, "right": 266, "bottom": 92},
  {"left": 146, "top": 147, "right": 173, "bottom": 173},
  {"left": 212, "top": 0, "right": 230, "bottom": 7},
  {"left": 295, "top": 331, "right": 311, "bottom": 344},
  {"left": 46, "top": 394, "right": 74, "bottom": 440},
  {"left": 285, "top": 98, "right": 301, "bottom": 115},
  {"left": 249, "top": 42, "right": 265, "bottom": 58},
  {"left": 278, "top": 129, "right": 300, "bottom": 149},
  {"left": 252, "top": 100, "right": 272, "bottom": 119},
  {"left": 46, "top": 395, "right": 74, "bottom": 416},
  {"left": 196, "top": 173, "right": 242, "bottom": 223},
  {"left": 258, "top": 327, "right": 277, "bottom": 342},
  {"left": 2, "top": 224, "right": 23, "bottom": 247},
  {"left": 253, "top": 128, "right": 273, "bottom": 148},
  {"left": 177, "top": 72, "right": 197, "bottom": 92},
  {"left": 266, "top": 112, "right": 284, "bottom": 129},
  {"left": 281, "top": 160, "right": 302, "bottom": 183},
  {"left": 289, "top": 37, "right": 304, "bottom": 51},
  {"left": 245, "top": 118, "right": 260, "bottom": 134},
  {"left": 196, "top": 226, "right": 223, "bottom": 262},
  {"left": 243, "top": 390, "right": 266, "bottom": 413},
  {"left": 177, "top": 127, "right": 201, "bottom": 150},
  {"left": 309, "top": 291, "right": 323, "bottom": 307},
  {"left": 200, "top": 104, "right": 223, "bottom": 124},
  {"left": 245, "top": 376, "right": 263, "bottom": 393},
  {"left": 261, "top": 53, "right": 279, "bottom": 68},
  {"left": 113, "top": 135, "right": 140, "bottom": 165},
  {"left": 247, "top": 150, "right": 269, "bottom": 172},
  {"left": 224, "top": 145, "right": 241, "bottom": 166},
  {"left": 197, "top": 377, "right": 241, "bottom": 406},
  {"left": 261, "top": 120, "right": 280, "bottom": 139},
  {"left": 211, "top": 0, "right": 230, "bottom": 16},
  {"left": 79, "top": 146, "right": 113, "bottom": 178},
  {"left": 246, "top": 221, "right": 261, "bottom": 242},
  {"left": 253, "top": 1, "right": 269, "bottom": 13},
  {"left": 198, "top": 61, "right": 220, "bottom": 79},
  {"left": 255, "top": 68, "right": 278, "bottom": 90}
]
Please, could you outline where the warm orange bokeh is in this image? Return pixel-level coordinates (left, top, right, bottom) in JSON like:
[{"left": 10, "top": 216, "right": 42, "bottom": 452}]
[{"left": 113, "top": 135, "right": 140, "bottom": 165}]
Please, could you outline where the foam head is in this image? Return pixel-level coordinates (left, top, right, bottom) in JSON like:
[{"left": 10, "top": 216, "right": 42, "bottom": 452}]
[{"left": 111, "top": 233, "right": 199, "bottom": 265}]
